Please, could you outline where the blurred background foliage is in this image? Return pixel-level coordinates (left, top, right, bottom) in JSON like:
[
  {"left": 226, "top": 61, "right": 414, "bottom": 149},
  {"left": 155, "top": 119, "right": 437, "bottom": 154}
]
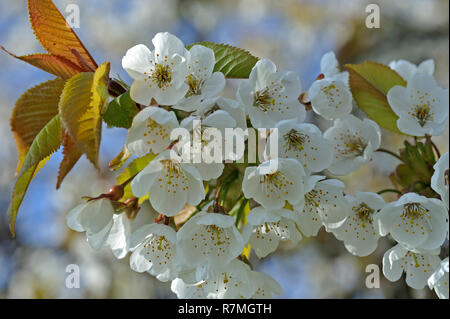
[{"left": 0, "top": 0, "right": 448, "bottom": 298}]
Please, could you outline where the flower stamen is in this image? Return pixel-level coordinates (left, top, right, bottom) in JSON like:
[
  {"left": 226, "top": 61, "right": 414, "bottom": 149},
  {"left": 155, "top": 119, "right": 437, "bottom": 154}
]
[
  {"left": 151, "top": 63, "right": 172, "bottom": 88},
  {"left": 254, "top": 88, "right": 275, "bottom": 112},
  {"left": 283, "top": 129, "right": 307, "bottom": 151}
]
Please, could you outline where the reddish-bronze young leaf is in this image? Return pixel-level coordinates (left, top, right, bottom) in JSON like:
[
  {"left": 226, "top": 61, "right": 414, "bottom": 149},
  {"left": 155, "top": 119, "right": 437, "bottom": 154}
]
[
  {"left": 56, "top": 131, "right": 83, "bottom": 189},
  {"left": 11, "top": 78, "right": 66, "bottom": 173},
  {"left": 1, "top": 46, "right": 83, "bottom": 79},
  {"left": 28, "top": 0, "right": 97, "bottom": 70}
]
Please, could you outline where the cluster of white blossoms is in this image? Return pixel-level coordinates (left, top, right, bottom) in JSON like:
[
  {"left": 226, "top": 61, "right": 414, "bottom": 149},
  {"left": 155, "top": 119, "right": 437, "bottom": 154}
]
[{"left": 66, "top": 32, "right": 449, "bottom": 299}]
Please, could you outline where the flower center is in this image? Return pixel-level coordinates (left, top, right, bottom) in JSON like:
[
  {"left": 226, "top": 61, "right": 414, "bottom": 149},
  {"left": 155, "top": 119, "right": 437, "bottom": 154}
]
[
  {"left": 305, "top": 190, "right": 320, "bottom": 207},
  {"left": 401, "top": 202, "right": 429, "bottom": 223},
  {"left": 254, "top": 88, "right": 275, "bottom": 112},
  {"left": 206, "top": 225, "right": 226, "bottom": 246},
  {"left": 161, "top": 159, "right": 186, "bottom": 188},
  {"left": 284, "top": 129, "right": 307, "bottom": 151},
  {"left": 157, "top": 236, "right": 167, "bottom": 250},
  {"left": 151, "top": 63, "right": 172, "bottom": 88},
  {"left": 412, "top": 103, "right": 433, "bottom": 127},
  {"left": 186, "top": 74, "right": 204, "bottom": 96},
  {"left": 340, "top": 135, "right": 367, "bottom": 157},
  {"left": 261, "top": 171, "right": 286, "bottom": 190},
  {"left": 355, "top": 203, "right": 374, "bottom": 228}
]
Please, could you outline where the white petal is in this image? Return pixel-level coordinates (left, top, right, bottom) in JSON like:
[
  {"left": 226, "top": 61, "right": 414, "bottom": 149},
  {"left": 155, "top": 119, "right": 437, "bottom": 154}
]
[
  {"left": 79, "top": 199, "right": 114, "bottom": 234},
  {"left": 122, "top": 44, "right": 153, "bottom": 81}
]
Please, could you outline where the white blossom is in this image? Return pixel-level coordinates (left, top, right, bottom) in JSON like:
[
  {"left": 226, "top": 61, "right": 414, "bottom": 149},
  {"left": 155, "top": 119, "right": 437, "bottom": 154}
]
[
  {"left": 173, "top": 45, "right": 226, "bottom": 112},
  {"left": 428, "top": 257, "right": 449, "bottom": 299},
  {"left": 332, "top": 192, "right": 386, "bottom": 257},
  {"left": 194, "top": 96, "right": 247, "bottom": 130},
  {"left": 375, "top": 193, "right": 448, "bottom": 251},
  {"left": 324, "top": 115, "right": 381, "bottom": 176},
  {"left": 66, "top": 198, "right": 115, "bottom": 251},
  {"left": 319, "top": 51, "right": 349, "bottom": 83},
  {"left": 106, "top": 201, "right": 159, "bottom": 259},
  {"left": 269, "top": 119, "right": 333, "bottom": 173},
  {"left": 243, "top": 206, "right": 302, "bottom": 258},
  {"left": 242, "top": 158, "right": 306, "bottom": 210},
  {"left": 177, "top": 100, "right": 241, "bottom": 181},
  {"left": 389, "top": 59, "right": 434, "bottom": 82},
  {"left": 125, "top": 106, "right": 179, "bottom": 157},
  {"left": 249, "top": 271, "right": 283, "bottom": 298},
  {"left": 382, "top": 244, "right": 441, "bottom": 289},
  {"left": 293, "top": 175, "right": 349, "bottom": 237},
  {"left": 308, "top": 51, "right": 352, "bottom": 120},
  {"left": 171, "top": 259, "right": 255, "bottom": 299},
  {"left": 431, "top": 152, "right": 449, "bottom": 209},
  {"left": 387, "top": 73, "right": 449, "bottom": 136},
  {"left": 131, "top": 149, "right": 205, "bottom": 216},
  {"left": 176, "top": 211, "right": 245, "bottom": 276},
  {"left": 237, "top": 59, "right": 305, "bottom": 128},
  {"left": 129, "top": 223, "right": 179, "bottom": 282},
  {"left": 122, "top": 32, "right": 189, "bottom": 106}
]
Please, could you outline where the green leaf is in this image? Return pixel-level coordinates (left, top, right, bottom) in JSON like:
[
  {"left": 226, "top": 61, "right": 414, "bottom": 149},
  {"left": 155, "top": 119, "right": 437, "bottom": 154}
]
[
  {"left": 187, "top": 42, "right": 259, "bottom": 78},
  {"left": 103, "top": 91, "right": 138, "bottom": 129},
  {"left": 7, "top": 115, "right": 62, "bottom": 236},
  {"left": 345, "top": 61, "right": 407, "bottom": 134},
  {"left": 117, "top": 153, "right": 155, "bottom": 199}
]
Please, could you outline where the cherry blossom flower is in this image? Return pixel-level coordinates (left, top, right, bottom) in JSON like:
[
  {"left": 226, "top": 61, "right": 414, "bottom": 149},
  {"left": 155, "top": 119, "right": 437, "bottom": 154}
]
[
  {"left": 332, "top": 192, "right": 386, "bottom": 257},
  {"left": 382, "top": 244, "right": 441, "bottom": 289},
  {"left": 431, "top": 152, "right": 449, "bottom": 209},
  {"left": 308, "top": 51, "right": 352, "bottom": 120},
  {"left": 176, "top": 211, "right": 245, "bottom": 275},
  {"left": 387, "top": 73, "right": 449, "bottom": 136},
  {"left": 237, "top": 59, "right": 305, "bottom": 128},
  {"left": 389, "top": 59, "right": 434, "bottom": 82},
  {"left": 375, "top": 193, "right": 448, "bottom": 251},
  {"left": 171, "top": 259, "right": 256, "bottom": 299},
  {"left": 131, "top": 150, "right": 205, "bottom": 216},
  {"left": 66, "top": 198, "right": 115, "bottom": 251},
  {"left": 106, "top": 201, "right": 159, "bottom": 259},
  {"left": 428, "top": 257, "right": 449, "bottom": 299},
  {"left": 122, "top": 32, "right": 190, "bottom": 106},
  {"left": 268, "top": 119, "right": 333, "bottom": 173},
  {"left": 173, "top": 45, "right": 226, "bottom": 112},
  {"left": 176, "top": 102, "right": 239, "bottom": 180},
  {"left": 125, "top": 106, "right": 179, "bottom": 157},
  {"left": 194, "top": 96, "right": 247, "bottom": 130},
  {"left": 249, "top": 271, "right": 283, "bottom": 298},
  {"left": 170, "top": 278, "right": 208, "bottom": 299},
  {"left": 242, "top": 159, "right": 306, "bottom": 210},
  {"left": 129, "top": 223, "right": 179, "bottom": 282},
  {"left": 319, "top": 51, "right": 349, "bottom": 83},
  {"left": 243, "top": 206, "right": 302, "bottom": 258},
  {"left": 293, "top": 175, "right": 349, "bottom": 237},
  {"left": 324, "top": 115, "right": 381, "bottom": 176}
]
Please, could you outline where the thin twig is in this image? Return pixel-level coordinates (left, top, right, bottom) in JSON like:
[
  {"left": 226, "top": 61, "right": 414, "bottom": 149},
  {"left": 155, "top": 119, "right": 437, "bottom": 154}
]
[
  {"left": 377, "top": 148, "right": 402, "bottom": 161},
  {"left": 377, "top": 189, "right": 402, "bottom": 195},
  {"left": 429, "top": 138, "right": 441, "bottom": 159}
]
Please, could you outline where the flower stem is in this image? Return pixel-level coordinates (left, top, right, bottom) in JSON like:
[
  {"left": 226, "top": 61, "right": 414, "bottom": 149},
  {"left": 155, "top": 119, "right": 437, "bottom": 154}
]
[
  {"left": 377, "top": 189, "right": 402, "bottom": 195},
  {"left": 427, "top": 136, "right": 441, "bottom": 159},
  {"left": 120, "top": 173, "right": 138, "bottom": 188},
  {"left": 377, "top": 148, "right": 402, "bottom": 161}
]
